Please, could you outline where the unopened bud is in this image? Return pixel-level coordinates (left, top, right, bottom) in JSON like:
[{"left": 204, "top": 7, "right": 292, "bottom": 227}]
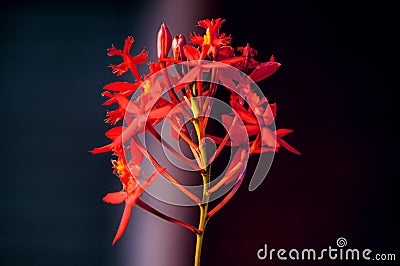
[
  {"left": 172, "top": 34, "right": 187, "bottom": 60},
  {"left": 157, "top": 23, "right": 172, "bottom": 59}
]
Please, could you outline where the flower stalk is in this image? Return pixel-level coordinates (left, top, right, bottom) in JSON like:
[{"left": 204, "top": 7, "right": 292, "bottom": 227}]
[{"left": 192, "top": 101, "right": 210, "bottom": 266}]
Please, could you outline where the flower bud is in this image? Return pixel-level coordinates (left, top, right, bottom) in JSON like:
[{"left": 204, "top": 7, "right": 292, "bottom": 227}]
[
  {"left": 157, "top": 23, "right": 172, "bottom": 59},
  {"left": 172, "top": 34, "right": 187, "bottom": 60}
]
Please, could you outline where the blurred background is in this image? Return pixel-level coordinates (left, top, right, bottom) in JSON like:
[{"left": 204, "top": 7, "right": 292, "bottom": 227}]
[{"left": 0, "top": 0, "right": 397, "bottom": 265}]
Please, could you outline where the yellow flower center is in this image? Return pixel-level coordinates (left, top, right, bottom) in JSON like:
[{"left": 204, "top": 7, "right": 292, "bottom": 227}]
[
  {"left": 143, "top": 80, "right": 151, "bottom": 94},
  {"left": 203, "top": 28, "right": 211, "bottom": 45}
]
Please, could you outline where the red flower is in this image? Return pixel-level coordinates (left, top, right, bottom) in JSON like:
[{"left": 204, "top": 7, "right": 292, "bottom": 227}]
[
  {"left": 189, "top": 18, "right": 231, "bottom": 59},
  {"left": 214, "top": 92, "right": 300, "bottom": 155},
  {"left": 92, "top": 18, "right": 300, "bottom": 250},
  {"left": 108, "top": 36, "right": 148, "bottom": 81},
  {"left": 102, "top": 145, "right": 165, "bottom": 244}
]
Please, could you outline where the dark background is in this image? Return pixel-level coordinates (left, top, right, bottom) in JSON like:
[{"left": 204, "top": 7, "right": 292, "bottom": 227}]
[{"left": 0, "top": 0, "right": 397, "bottom": 265}]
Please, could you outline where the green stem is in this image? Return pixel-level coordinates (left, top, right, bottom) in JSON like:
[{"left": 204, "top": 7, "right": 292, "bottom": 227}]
[
  {"left": 191, "top": 92, "right": 210, "bottom": 266},
  {"left": 194, "top": 182, "right": 208, "bottom": 266}
]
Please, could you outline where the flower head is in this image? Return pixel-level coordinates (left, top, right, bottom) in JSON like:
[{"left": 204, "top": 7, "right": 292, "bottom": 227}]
[
  {"left": 108, "top": 36, "right": 148, "bottom": 81},
  {"left": 92, "top": 18, "right": 299, "bottom": 249},
  {"left": 189, "top": 18, "right": 231, "bottom": 59}
]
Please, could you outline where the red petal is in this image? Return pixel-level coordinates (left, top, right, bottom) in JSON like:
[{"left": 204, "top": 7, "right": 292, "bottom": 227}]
[
  {"left": 131, "top": 49, "right": 148, "bottom": 65},
  {"left": 245, "top": 125, "right": 260, "bottom": 135},
  {"left": 224, "top": 149, "right": 246, "bottom": 185},
  {"left": 130, "top": 139, "right": 144, "bottom": 165},
  {"left": 105, "top": 126, "right": 124, "bottom": 140},
  {"left": 109, "top": 62, "right": 129, "bottom": 76},
  {"left": 90, "top": 133, "right": 123, "bottom": 154},
  {"left": 123, "top": 36, "right": 134, "bottom": 54},
  {"left": 206, "top": 134, "right": 234, "bottom": 146},
  {"left": 189, "top": 34, "right": 204, "bottom": 46},
  {"left": 218, "top": 75, "right": 237, "bottom": 91},
  {"left": 197, "top": 19, "right": 212, "bottom": 29},
  {"left": 261, "top": 127, "right": 276, "bottom": 147},
  {"left": 270, "top": 103, "right": 277, "bottom": 118},
  {"left": 276, "top": 129, "right": 300, "bottom": 155},
  {"left": 112, "top": 190, "right": 143, "bottom": 245},
  {"left": 235, "top": 108, "right": 258, "bottom": 125},
  {"left": 104, "top": 82, "right": 139, "bottom": 92},
  {"left": 148, "top": 105, "right": 172, "bottom": 120},
  {"left": 141, "top": 168, "right": 166, "bottom": 190},
  {"left": 103, "top": 191, "right": 127, "bottom": 204},
  {"left": 183, "top": 45, "right": 200, "bottom": 61},
  {"left": 155, "top": 97, "right": 171, "bottom": 107},
  {"left": 276, "top": 128, "right": 294, "bottom": 137},
  {"left": 112, "top": 203, "right": 133, "bottom": 245},
  {"left": 218, "top": 46, "right": 234, "bottom": 59},
  {"left": 249, "top": 62, "right": 281, "bottom": 82},
  {"left": 170, "top": 113, "right": 184, "bottom": 139},
  {"left": 103, "top": 95, "right": 140, "bottom": 114},
  {"left": 221, "top": 115, "right": 248, "bottom": 146},
  {"left": 89, "top": 144, "right": 113, "bottom": 154},
  {"left": 230, "top": 98, "right": 258, "bottom": 125},
  {"left": 278, "top": 137, "right": 301, "bottom": 155},
  {"left": 107, "top": 45, "right": 123, "bottom": 56},
  {"left": 215, "top": 33, "right": 231, "bottom": 46},
  {"left": 252, "top": 146, "right": 275, "bottom": 153},
  {"left": 208, "top": 148, "right": 246, "bottom": 193},
  {"left": 177, "top": 66, "right": 200, "bottom": 85},
  {"left": 269, "top": 55, "right": 275, "bottom": 62},
  {"left": 219, "top": 57, "right": 246, "bottom": 66}
]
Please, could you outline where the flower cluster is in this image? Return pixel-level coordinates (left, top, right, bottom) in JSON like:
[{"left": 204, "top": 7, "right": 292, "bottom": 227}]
[{"left": 91, "top": 18, "right": 299, "bottom": 249}]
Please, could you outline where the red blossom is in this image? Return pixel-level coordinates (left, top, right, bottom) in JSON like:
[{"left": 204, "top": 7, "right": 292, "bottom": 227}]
[
  {"left": 92, "top": 18, "right": 299, "bottom": 248},
  {"left": 189, "top": 18, "right": 231, "bottom": 59},
  {"left": 108, "top": 36, "right": 148, "bottom": 81}
]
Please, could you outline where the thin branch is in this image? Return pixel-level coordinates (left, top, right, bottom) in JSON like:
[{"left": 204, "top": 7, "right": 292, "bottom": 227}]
[
  {"left": 207, "top": 160, "right": 244, "bottom": 194},
  {"left": 146, "top": 124, "right": 203, "bottom": 171},
  {"left": 165, "top": 116, "right": 199, "bottom": 150},
  {"left": 161, "top": 68, "right": 193, "bottom": 119},
  {"left": 208, "top": 116, "right": 238, "bottom": 164},
  {"left": 133, "top": 136, "right": 202, "bottom": 205},
  {"left": 207, "top": 171, "right": 245, "bottom": 218},
  {"left": 137, "top": 199, "right": 202, "bottom": 235}
]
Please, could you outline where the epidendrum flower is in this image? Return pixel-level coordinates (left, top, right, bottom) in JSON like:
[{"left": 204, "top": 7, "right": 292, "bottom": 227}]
[{"left": 92, "top": 18, "right": 299, "bottom": 265}]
